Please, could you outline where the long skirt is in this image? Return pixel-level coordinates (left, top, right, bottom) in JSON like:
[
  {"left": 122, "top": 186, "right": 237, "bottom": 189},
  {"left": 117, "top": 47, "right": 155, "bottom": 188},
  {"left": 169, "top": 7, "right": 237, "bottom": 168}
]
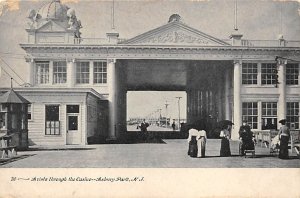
[
  {"left": 188, "top": 139, "right": 198, "bottom": 158},
  {"left": 279, "top": 136, "right": 289, "bottom": 159},
  {"left": 220, "top": 138, "right": 231, "bottom": 157},
  {"left": 197, "top": 137, "right": 206, "bottom": 158}
]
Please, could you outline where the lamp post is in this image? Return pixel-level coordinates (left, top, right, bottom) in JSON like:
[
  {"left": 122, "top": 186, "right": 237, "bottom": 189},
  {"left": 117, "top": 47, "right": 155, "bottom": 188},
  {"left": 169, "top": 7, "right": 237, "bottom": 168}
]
[
  {"left": 165, "top": 101, "right": 169, "bottom": 128},
  {"left": 176, "top": 97, "right": 182, "bottom": 130},
  {"left": 158, "top": 108, "right": 162, "bottom": 127}
]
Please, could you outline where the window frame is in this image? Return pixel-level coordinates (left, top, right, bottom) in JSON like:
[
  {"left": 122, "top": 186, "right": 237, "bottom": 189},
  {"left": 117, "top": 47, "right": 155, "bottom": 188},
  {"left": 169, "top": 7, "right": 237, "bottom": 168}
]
[
  {"left": 93, "top": 61, "right": 107, "bottom": 84},
  {"left": 53, "top": 61, "right": 67, "bottom": 84},
  {"left": 242, "top": 102, "right": 258, "bottom": 129},
  {"left": 45, "top": 105, "right": 61, "bottom": 136},
  {"left": 286, "top": 63, "right": 299, "bottom": 85},
  {"left": 76, "top": 61, "right": 90, "bottom": 84},
  {"left": 261, "top": 63, "right": 277, "bottom": 85},
  {"left": 242, "top": 62, "right": 258, "bottom": 85},
  {"left": 35, "top": 61, "right": 50, "bottom": 85},
  {"left": 261, "top": 102, "right": 277, "bottom": 130},
  {"left": 287, "top": 102, "right": 299, "bottom": 129}
]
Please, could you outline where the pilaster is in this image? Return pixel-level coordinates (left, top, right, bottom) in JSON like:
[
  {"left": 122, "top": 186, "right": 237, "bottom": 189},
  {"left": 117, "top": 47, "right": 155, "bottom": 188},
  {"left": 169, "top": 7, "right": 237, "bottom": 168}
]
[
  {"left": 233, "top": 60, "right": 242, "bottom": 140},
  {"left": 277, "top": 58, "right": 287, "bottom": 125},
  {"left": 107, "top": 58, "right": 117, "bottom": 140}
]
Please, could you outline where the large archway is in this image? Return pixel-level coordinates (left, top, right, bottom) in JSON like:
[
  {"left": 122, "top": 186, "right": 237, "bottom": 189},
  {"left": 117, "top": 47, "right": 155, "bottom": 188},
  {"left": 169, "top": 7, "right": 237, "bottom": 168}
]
[{"left": 113, "top": 59, "right": 233, "bottom": 138}]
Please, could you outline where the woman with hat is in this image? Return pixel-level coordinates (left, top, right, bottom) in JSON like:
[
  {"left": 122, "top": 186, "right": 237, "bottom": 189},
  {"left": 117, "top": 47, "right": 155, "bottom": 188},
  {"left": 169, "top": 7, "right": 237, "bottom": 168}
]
[
  {"left": 278, "top": 119, "right": 290, "bottom": 159},
  {"left": 219, "top": 124, "right": 232, "bottom": 157}
]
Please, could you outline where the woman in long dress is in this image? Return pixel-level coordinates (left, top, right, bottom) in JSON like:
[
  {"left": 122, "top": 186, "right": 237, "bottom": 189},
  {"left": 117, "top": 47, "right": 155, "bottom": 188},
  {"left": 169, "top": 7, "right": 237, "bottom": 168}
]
[
  {"left": 187, "top": 127, "right": 200, "bottom": 157},
  {"left": 278, "top": 119, "right": 290, "bottom": 159},
  {"left": 197, "top": 129, "right": 207, "bottom": 158},
  {"left": 220, "top": 125, "right": 231, "bottom": 157}
]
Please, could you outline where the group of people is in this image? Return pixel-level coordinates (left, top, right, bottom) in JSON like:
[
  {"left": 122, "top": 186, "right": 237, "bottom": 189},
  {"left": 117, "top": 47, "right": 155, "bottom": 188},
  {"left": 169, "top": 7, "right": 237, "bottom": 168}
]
[{"left": 187, "top": 119, "right": 291, "bottom": 159}]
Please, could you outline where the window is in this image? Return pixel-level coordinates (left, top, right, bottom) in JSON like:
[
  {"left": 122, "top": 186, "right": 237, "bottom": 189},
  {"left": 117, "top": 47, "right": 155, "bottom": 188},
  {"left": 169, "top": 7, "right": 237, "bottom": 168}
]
[
  {"left": 261, "top": 63, "right": 277, "bottom": 85},
  {"left": 94, "top": 61, "right": 107, "bottom": 84},
  {"left": 67, "top": 105, "right": 79, "bottom": 113},
  {"left": 53, "top": 61, "right": 67, "bottom": 84},
  {"left": 242, "top": 102, "right": 258, "bottom": 129},
  {"left": 76, "top": 62, "right": 89, "bottom": 84},
  {"left": 0, "top": 104, "right": 7, "bottom": 130},
  {"left": 286, "top": 63, "right": 299, "bottom": 85},
  {"left": 36, "top": 61, "right": 49, "bottom": 84},
  {"left": 287, "top": 102, "right": 299, "bottom": 129},
  {"left": 261, "top": 102, "right": 277, "bottom": 130},
  {"left": 45, "top": 105, "right": 60, "bottom": 135},
  {"left": 242, "top": 63, "right": 257, "bottom": 84},
  {"left": 27, "top": 104, "right": 32, "bottom": 120}
]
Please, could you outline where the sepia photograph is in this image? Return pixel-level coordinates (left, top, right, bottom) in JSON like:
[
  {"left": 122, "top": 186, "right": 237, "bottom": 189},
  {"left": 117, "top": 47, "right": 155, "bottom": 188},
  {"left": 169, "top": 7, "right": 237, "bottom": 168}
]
[{"left": 0, "top": 0, "right": 299, "bottom": 197}]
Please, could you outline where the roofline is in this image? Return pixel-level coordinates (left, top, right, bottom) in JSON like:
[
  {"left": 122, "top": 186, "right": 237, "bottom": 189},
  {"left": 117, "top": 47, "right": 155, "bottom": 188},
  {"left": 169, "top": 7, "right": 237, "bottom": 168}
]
[
  {"left": 0, "top": 87, "right": 105, "bottom": 100},
  {"left": 19, "top": 43, "right": 300, "bottom": 51}
]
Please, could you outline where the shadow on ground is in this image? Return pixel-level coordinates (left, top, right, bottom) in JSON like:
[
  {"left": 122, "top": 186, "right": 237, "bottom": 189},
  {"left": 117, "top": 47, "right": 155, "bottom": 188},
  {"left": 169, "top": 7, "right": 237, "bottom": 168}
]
[{"left": 0, "top": 154, "right": 36, "bottom": 166}]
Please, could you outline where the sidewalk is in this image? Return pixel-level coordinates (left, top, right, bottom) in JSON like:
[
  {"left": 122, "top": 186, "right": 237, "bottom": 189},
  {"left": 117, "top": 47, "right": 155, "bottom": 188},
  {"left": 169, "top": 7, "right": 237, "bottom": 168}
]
[{"left": 1, "top": 139, "right": 299, "bottom": 168}]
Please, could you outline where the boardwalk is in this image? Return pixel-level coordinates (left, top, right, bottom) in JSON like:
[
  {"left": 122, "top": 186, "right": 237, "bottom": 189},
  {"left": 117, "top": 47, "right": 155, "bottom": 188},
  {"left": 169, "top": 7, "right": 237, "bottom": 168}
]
[{"left": 1, "top": 139, "right": 299, "bottom": 168}]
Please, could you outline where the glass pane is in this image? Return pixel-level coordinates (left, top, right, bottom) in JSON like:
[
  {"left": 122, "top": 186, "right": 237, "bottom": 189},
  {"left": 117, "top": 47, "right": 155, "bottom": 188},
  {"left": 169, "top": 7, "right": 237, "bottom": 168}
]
[
  {"left": 67, "top": 105, "right": 79, "bottom": 113},
  {"left": 68, "top": 116, "right": 78, "bottom": 130},
  {"left": 46, "top": 106, "right": 59, "bottom": 121}
]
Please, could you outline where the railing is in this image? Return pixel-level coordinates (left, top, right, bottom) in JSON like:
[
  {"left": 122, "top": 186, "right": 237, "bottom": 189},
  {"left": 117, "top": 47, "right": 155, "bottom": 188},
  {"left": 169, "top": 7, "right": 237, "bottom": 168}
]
[
  {"left": 241, "top": 39, "right": 300, "bottom": 47},
  {"left": 71, "top": 37, "right": 300, "bottom": 47},
  {"left": 73, "top": 38, "right": 127, "bottom": 44}
]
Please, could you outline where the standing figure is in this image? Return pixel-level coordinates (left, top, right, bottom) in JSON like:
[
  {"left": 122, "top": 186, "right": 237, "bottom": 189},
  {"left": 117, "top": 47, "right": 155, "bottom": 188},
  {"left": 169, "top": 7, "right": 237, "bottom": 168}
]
[
  {"left": 278, "top": 119, "right": 290, "bottom": 159},
  {"left": 239, "top": 120, "right": 254, "bottom": 156},
  {"left": 139, "top": 119, "right": 149, "bottom": 140},
  {"left": 220, "top": 125, "right": 231, "bottom": 157},
  {"left": 187, "top": 126, "right": 200, "bottom": 158},
  {"left": 197, "top": 129, "right": 207, "bottom": 158},
  {"left": 172, "top": 121, "right": 176, "bottom": 131}
]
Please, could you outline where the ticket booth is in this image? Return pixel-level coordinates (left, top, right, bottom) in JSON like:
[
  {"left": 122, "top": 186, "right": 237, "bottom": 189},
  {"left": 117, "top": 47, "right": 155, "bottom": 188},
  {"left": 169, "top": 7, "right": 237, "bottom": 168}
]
[{"left": 0, "top": 89, "right": 30, "bottom": 150}]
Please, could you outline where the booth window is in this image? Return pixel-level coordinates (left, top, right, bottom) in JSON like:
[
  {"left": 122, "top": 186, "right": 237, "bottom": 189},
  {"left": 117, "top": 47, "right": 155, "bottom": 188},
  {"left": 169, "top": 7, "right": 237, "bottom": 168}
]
[
  {"left": 53, "top": 61, "right": 67, "bottom": 84},
  {"left": 27, "top": 104, "right": 32, "bottom": 120},
  {"left": 45, "top": 105, "right": 60, "bottom": 135},
  {"left": 76, "top": 62, "right": 90, "bottom": 84},
  {"left": 261, "top": 63, "right": 277, "bottom": 85},
  {"left": 286, "top": 63, "right": 299, "bottom": 85},
  {"left": 242, "top": 102, "right": 258, "bottom": 129},
  {"left": 36, "top": 61, "right": 50, "bottom": 84},
  {"left": 0, "top": 104, "right": 7, "bottom": 130},
  {"left": 242, "top": 63, "right": 258, "bottom": 85},
  {"left": 261, "top": 102, "right": 277, "bottom": 130},
  {"left": 287, "top": 102, "right": 299, "bottom": 129},
  {"left": 94, "top": 61, "right": 107, "bottom": 84}
]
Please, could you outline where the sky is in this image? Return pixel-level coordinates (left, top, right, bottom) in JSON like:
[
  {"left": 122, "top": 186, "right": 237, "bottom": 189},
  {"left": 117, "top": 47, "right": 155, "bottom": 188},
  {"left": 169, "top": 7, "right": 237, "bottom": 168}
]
[
  {"left": 0, "top": 0, "right": 299, "bottom": 86},
  {"left": 127, "top": 91, "right": 187, "bottom": 120}
]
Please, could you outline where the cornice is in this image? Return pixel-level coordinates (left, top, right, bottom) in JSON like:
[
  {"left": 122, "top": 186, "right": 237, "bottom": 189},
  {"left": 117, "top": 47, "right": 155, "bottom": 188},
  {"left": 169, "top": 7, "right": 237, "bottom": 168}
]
[{"left": 19, "top": 43, "right": 300, "bottom": 61}]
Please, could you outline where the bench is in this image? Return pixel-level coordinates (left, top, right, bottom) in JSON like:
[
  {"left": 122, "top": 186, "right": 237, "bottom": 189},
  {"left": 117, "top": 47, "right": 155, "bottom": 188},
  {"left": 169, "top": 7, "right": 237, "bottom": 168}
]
[{"left": 0, "top": 135, "right": 17, "bottom": 159}]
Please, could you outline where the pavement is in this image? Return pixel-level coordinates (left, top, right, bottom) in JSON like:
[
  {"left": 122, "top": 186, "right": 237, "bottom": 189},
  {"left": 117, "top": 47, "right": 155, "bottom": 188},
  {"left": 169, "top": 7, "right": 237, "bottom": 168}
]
[{"left": 1, "top": 139, "right": 299, "bottom": 168}]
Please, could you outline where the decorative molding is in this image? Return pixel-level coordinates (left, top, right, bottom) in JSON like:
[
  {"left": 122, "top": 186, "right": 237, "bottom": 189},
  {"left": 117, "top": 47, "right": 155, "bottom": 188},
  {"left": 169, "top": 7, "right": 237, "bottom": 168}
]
[{"left": 20, "top": 44, "right": 300, "bottom": 61}]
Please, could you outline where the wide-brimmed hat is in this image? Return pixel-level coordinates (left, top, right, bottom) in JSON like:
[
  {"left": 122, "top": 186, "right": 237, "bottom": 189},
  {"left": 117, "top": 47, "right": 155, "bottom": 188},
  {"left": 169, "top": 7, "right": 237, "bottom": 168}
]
[{"left": 279, "top": 119, "right": 286, "bottom": 124}]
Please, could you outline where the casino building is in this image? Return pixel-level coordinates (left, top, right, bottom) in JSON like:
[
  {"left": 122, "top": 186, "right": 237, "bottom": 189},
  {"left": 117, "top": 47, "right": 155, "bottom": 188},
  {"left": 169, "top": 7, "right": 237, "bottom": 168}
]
[{"left": 5, "top": 0, "right": 300, "bottom": 145}]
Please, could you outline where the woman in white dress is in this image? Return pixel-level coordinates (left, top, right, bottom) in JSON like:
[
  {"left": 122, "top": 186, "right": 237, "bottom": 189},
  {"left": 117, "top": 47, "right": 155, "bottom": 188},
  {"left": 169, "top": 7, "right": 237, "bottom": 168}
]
[
  {"left": 197, "top": 129, "right": 207, "bottom": 158},
  {"left": 187, "top": 125, "right": 207, "bottom": 158}
]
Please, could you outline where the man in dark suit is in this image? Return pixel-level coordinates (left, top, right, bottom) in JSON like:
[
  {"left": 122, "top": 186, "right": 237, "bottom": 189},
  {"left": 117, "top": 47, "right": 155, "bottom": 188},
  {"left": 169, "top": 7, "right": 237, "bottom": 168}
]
[{"left": 239, "top": 120, "right": 254, "bottom": 156}]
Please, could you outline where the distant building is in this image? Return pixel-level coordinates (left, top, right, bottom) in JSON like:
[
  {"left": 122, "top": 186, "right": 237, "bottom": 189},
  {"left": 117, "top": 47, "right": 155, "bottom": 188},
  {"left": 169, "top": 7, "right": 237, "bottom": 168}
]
[{"left": 2, "top": 0, "right": 299, "bottom": 145}]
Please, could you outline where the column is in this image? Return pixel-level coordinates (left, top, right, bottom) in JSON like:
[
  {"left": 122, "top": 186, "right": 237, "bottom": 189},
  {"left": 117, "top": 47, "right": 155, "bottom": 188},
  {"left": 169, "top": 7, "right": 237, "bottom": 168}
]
[
  {"left": 107, "top": 59, "right": 117, "bottom": 140},
  {"left": 67, "top": 59, "right": 75, "bottom": 87},
  {"left": 232, "top": 60, "right": 242, "bottom": 140},
  {"left": 89, "top": 61, "right": 94, "bottom": 86},
  {"left": 277, "top": 60, "right": 286, "bottom": 124},
  {"left": 224, "top": 68, "right": 230, "bottom": 120},
  {"left": 26, "top": 58, "right": 34, "bottom": 86}
]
